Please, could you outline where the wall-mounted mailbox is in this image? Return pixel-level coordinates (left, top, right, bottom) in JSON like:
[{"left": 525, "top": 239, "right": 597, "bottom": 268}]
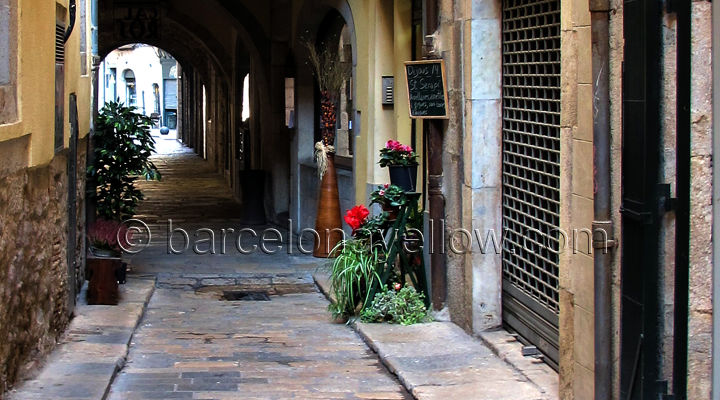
[{"left": 382, "top": 76, "right": 394, "bottom": 105}]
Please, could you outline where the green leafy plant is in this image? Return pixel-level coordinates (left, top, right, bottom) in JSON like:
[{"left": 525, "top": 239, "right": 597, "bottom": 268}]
[
  {"left": 369, "top": 184, "right": 407, "bottom": 208},
  {"left": 327, "top": 238, "right": 385, "bottom": 319},
  {"left": 360, "top": 284, "right": 431, "bottom": 325},
  {"left": 353, "top": 213, "right": 389, "bottom": 241},
  {"left": 88, "top": 101, "right": 161, "bottom": 220}
]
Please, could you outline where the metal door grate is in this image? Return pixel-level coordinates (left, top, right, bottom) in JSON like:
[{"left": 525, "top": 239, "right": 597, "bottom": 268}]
[{"left": 501, "top": 0, "right": 561, "bottom": 367}]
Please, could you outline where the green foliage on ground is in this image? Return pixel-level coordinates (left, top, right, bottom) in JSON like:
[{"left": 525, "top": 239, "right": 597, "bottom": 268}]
[
  {"left": 88, "top": 101, "right": 161, "bottom": 220},
  {"left": 360, "top": 285, "right": 432, "bottom": 325}
]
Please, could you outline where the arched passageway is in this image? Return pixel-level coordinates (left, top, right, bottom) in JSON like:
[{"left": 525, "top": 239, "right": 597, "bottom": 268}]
[{"left": 96, "top": 0, "right": 360, "bottom": 239}]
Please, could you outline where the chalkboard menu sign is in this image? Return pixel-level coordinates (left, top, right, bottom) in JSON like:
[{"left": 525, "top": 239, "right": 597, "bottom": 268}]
[{"left": 404, "top": 60, "right": 449, "bottom": 119}]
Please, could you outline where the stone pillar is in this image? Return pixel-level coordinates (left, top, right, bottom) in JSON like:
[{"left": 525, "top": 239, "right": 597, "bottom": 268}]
[{"left": 464, "top": 0, "right": 503, "bottom": 331}]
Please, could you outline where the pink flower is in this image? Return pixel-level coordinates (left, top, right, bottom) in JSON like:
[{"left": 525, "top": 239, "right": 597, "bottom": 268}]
[
  {"left": 378, "top": 190, "right": 385, "bottom": 196},
  {"left": 393, "top": 283, "right": 402, "bottom": 291},
  {"left": 386, "top": 140, "right": 400, "bottom": 150}
]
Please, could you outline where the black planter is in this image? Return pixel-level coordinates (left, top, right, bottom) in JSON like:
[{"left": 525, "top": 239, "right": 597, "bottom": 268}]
[{"left": 388, "top": 164, "right": 418, "bottom": 192}]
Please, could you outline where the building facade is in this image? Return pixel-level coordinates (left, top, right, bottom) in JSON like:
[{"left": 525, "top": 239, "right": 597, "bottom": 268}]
[
  {"left": 98, "top": 44, "right": 179, "bottom": 128},
  {"left": 0, "top": 0, "right": 93, "bottom": 391}
]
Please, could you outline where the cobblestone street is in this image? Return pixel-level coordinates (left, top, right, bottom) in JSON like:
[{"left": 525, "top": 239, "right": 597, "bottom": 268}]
[
  {"left": 107, "top": 288, "right": 409, "bottom": 399},
  {"left": 112, "top": 138, "right": 409, "bottom": 399}
]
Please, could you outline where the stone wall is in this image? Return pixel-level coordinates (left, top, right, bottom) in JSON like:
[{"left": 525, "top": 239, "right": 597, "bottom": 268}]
[
  {"left": 687, "top": 1, "right": 713, "bottom": 398},
  {"left": 0, "top": 137, "right": 86, "bottom": 391}
]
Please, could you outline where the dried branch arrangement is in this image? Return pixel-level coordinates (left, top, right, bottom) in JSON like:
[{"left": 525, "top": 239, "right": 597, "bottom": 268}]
[{"left": 303, "top": 39, "right": 351, "bottom": 100}]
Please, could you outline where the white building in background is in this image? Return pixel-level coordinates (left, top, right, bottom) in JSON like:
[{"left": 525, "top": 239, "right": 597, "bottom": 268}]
[{"left": 99, "top": 44, "right": 179, "bottom": 129}]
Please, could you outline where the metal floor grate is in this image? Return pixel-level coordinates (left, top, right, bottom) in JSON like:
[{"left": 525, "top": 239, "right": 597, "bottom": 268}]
[
  {"left": 220, "top": 291, "right": 271, "bottom": 301},
  {"left": 501, "top": 0, "right": 561, "bottom": 316}
]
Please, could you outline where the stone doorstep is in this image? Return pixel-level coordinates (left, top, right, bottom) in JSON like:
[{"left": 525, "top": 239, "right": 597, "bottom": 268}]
[
  {"left": 312, "top": 272, "right": 556, "bottom": 400},
  {"left": 476, "top": 330, "right": 559, "bottom": 399},
  {"left": 5, "top": 276, "right": 156, "bottom": 400}
]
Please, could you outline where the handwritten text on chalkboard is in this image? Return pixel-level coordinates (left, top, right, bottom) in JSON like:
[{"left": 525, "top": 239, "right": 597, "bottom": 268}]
[{"left": 404, "top": 60, "right": 448, "bottom": 119}]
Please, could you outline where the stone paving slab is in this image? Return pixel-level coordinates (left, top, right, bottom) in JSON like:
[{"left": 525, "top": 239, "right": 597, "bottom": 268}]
[
  {"left": 314, "top": 272, "right": 556, "bottom": 399},
  {"left": 355, "top": 322, "right": 552, "bottom": 400},
  {"left": 106, "top": 287, "right": 411, "bottom": 400},
  {"left": 5, "top": 277, "right": 156, "bottom": 400},
  {"left": 477, "top": 330, "right": 559, "bottom": 398}
]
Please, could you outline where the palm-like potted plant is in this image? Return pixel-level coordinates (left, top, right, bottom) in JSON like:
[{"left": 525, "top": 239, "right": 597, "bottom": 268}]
[
  {"left": 88, "top": 101, "right": 161, "bottom": 221},
  {"left": 85, "top": 101, "right": 161, "bottom": 304},
  {"left": 379, "top": 140, "right": 419, "bottom": 192}
]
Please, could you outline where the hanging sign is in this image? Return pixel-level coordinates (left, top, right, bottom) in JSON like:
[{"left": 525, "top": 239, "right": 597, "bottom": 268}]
[{"left": 404, "top": 59, "right": 449, "bottom": 119}]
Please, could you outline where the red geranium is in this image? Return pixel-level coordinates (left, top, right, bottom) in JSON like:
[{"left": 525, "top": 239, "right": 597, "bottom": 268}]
[{"left": 344, "top": 205, "right": 370, "bottom": 231}]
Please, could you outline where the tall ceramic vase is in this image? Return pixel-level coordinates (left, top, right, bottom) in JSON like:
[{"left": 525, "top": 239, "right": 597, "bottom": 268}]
[{"left": 314, "top": 153, "right": 343, "bottom": 257}]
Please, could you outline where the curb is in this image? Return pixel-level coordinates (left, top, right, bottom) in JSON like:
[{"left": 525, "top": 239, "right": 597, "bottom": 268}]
[
  {"left": 102, "top": 275, "right": 156, "bottom": 400},
  {"left": 5, "top": 276, "right": 156, "bottom": 400}
]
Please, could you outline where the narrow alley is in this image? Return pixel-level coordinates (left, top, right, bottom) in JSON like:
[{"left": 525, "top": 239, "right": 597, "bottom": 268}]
[
  {"left": 1, "top": 0, "right": 715, "bottom": 399},
  {"left": 110, "top": 138, "right": 411, "bottom": 399}
]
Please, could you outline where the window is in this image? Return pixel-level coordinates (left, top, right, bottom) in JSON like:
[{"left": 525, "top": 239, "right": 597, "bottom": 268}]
[
  {"left": 124, "top": 69, "right": 136, "bottom": 106},
  {"left": 0, "top": 0, "right": 17, "bottom": 124}
]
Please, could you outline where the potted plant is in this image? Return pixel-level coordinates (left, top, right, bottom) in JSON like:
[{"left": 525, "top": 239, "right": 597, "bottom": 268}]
[
  {"left": 85, "top": 219, "right": 130, "bottom": 305},
  {"left": 304, "top": 40, "right": 351, "bottom": 257},
  {"left": 328, "top": 205, "right": 386, "bottom": 320},
  {"left": 370, "top": 184, "right": 407, "bottom": 221},
  {"left": 87, "top": 219, "right": 128, "bottom": 257},
  {"left": 379, "top": 140, "right": 419, "bottom": 192},
  {"left": 88, "top": 100, "right": 161, "bottom": 221},
  {"left": 85, "top": 101, "right": 161, "bottom": 304}
]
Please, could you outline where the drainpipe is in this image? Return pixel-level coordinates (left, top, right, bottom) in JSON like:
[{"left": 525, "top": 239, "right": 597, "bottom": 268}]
[
  {"left": 88, "top": 0, "right": 99, "bottom": 223},
  {"left": 590, "top": 0, "right": 615, "bottom": 398},
  {"left": 423, "top": 0, "right": 447, "bottom": 310},
  {"left": 63, "top": 0, "right": 76, "bottom": 43}
]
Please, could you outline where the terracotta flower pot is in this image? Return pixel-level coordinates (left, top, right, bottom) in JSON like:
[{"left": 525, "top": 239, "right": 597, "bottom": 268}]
[{"left": 314, "top": 154, "right": 343, "bottom": 257}]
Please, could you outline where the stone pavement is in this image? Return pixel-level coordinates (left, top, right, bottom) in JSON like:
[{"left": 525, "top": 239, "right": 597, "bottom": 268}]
[
  {"left": 6, "top": 139, "right": 559, "bottom": 400},
  {"left": 315, "top": 273, "right": 557, "bottom": 400},
  {"left": 106, "top": 287, "right": 410, "bottom": 400},
  {"left": 6, "top": 277, "right": 155, "bottom": 400},
  {"left": 356, "top": 323, "right": 555, "bottom": 400}
]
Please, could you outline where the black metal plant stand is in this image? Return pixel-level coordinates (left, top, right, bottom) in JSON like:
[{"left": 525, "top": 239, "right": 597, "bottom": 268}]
[{"left": 368, "top": 192, "right": 430, "bottom": 308}]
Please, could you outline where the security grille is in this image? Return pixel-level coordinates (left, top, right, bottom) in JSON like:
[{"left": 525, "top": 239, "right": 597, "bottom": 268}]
[{"left": 501, "top": 0, "right": 561, "bottom": 368}]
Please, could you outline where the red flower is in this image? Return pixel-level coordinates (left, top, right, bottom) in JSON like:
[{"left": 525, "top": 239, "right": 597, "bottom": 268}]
[
  {"left": 393, "top": 283, "right": 402, "bottom": 291},
  {"left": 344, "top": 205, "right": 370, "bottom": 231}
]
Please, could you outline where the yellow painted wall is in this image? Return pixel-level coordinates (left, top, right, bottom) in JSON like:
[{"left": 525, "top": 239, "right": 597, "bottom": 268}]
[
  {"left": 0, "top": 0, "right": 93, "bottom": 167},
  {"left": 346, "top": 0, "right": 417, "bottom": 205}
]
